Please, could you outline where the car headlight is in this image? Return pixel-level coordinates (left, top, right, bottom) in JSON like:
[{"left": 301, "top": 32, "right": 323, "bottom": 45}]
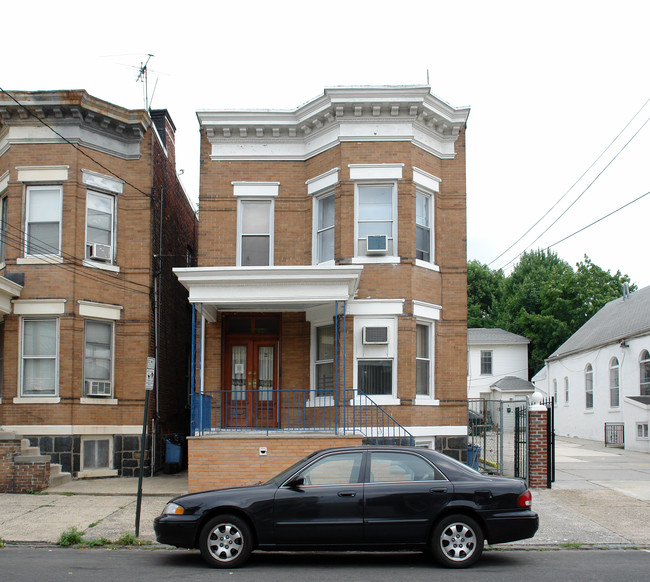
[{"left": 163, "top": 502, "right": 185, "bottom": 515}]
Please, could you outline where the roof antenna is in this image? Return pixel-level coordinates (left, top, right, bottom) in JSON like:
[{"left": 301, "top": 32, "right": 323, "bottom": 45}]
[
  {"left": 426, "top": 69, "right": 430, "bottom": 86},
  {"left": 136, "top": 54, "right": 154, "bottom": 110}
]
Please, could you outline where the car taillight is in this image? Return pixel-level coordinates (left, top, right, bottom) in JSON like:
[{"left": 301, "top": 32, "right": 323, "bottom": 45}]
[{"left": 517, "top": 490, "right": 532, "bottom": 508}]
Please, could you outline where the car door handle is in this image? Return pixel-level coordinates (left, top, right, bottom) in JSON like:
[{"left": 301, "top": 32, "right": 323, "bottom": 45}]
[
  {"left": 338, "top": 490, "right": 357, "bottom": 497},
  {"left": 429, "top": 488, "right": 448, "bottom": 493}
]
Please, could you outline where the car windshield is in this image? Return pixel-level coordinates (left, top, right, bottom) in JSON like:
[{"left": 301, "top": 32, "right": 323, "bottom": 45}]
[{"left": 264, "top": 453, "right": 314, "bottom": 485}]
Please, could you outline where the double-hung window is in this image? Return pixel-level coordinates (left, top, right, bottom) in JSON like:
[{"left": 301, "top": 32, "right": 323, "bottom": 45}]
[
  {"left": 86, "top": 191, "right": 115, "bottom": 263},
  {"left": 21, "top": 318, "right": 58, "bottom": 396},
  {"left": 238, "top": 199, "right": 273, "bottom": 266},
  {"left": 25, "top": 186, "right": 62, "bottom": 256},
  {"left": 480, "top": 350, "right": 493, "bottom": 375},
  {"left": 83, "top": 320, "right": 114, "bottom": 397},
  {"left": 0, "top": 195, "right": 7, "bottom": 264},
  {"left": 356, "top": 184, "right": 395, "bottom": 257},
  {"left": 315, "top": 192, "right": 335, "bottom": 263},
  {"left": 585, "top": 364, "right": 594, "bottom": 409},
  {"left": 416, "top": 323, "right": 431, "bottom": 397},
  {"left": 358, "top": 359, "right": 393, "bottom": 396},
  {"left": 564, "top": 377, "right": 569, "bottom": 403},
  {"left": 640, "top": 350, "right": 650, "bottom": 396},
  {"left": 416, "top": 190, "right": 433, "bottom": 262},
  {"left": 609, "top": 358, "right": 620, "bottom": 408},
  {"left": 315, "top": 324, "right": 334, "bottom": 398}
]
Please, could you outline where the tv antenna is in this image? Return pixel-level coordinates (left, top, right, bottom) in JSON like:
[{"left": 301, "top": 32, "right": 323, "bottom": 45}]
[{"left": 136, "top": 54, "right": 157, "bottom": 110}]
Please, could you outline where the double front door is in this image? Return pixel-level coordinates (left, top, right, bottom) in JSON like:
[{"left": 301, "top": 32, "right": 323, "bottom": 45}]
[{"left": 224, "top": 339, "right": 278, "bottom": 429}]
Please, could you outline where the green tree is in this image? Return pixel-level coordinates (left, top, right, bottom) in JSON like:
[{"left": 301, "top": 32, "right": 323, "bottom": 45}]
[{"left": 467, "top": 260, "right": 504, "bottom": 328}]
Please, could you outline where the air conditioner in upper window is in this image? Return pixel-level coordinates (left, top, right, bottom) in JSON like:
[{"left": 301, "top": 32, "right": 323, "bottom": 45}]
[
  {"left": 362, "top": 326, "right": 389, "bottom": 345},
  {"left": 86, "top": 380, "right": 112, "bottom": 397},
  {"left": 90, "top": 243, "right": 111, "bottom": 261},
  {"left": 366, "top": 235, "right": 388, "bottom": 254}
]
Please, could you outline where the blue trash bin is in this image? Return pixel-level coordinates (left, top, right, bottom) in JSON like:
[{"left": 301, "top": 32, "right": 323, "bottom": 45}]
[
  {"left": 164, "top": 439, "right": 182, "bottom": 474},
  {"left": 467, "top": 444, "right": 481, "bottom": 470}
]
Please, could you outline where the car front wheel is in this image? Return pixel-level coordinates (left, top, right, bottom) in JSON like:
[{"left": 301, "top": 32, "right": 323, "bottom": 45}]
[
  {"left": 199, "top": 514, "right": 253, "bottom": 568},
  {"left": 431, "top": 514, "right": 484, "bottom": 568}
]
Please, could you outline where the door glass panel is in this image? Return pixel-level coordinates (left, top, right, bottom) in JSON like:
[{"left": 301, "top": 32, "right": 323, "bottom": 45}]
[
  {"left": 227, "top": 318, "right": 251, "bottom": 334},
  {"left": 258, "top": 346, "right": 274, "bottom": 401},
  {"left": 255, "top": 317, "right": 279, "bottom": 335},
  {"left": 231, "top": 346, "right": 247, "bottom": 400}
]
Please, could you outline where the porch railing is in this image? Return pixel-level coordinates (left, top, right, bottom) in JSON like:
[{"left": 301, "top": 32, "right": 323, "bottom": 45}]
[{"left": 190, "top": 388, "right": 413, "bottom": 446}]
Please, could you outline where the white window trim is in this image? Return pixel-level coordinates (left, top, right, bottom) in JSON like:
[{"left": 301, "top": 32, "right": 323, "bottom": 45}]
[
  {"left": 0, "top": 195, "right": 8, "bottom": 269},
  {"left": 83, "top": 319, "right": 115, "bottom": 399},
  {"left": 636, "top": 422, "right": 649, "bottom": 440},
  {"left": 236, "top": 197, "right": 275, "bottom": 267},
  {"left": 415, "top": 186, "right": 437, "bottom": 269},
  {"left": 308, "top": 321, "right": 335, "bottom": 408},
  {"left": 78, "top": 300, "right": 122, "bottom": 320},
  {"left": 353, "top": 181, "right": 398, "bottom": 261},
  {"left": 78, "top": 435, "right": 117, "bottom": 477},
  {"left": 18, "top": 316, "right": 59, "bottom": 398},
  {"left": 415, "top": 320, "right": 439, "bottom": 405},
  {"left": 312, "top": 190, "right": 335, "bottom": 266},
  {"left": 85, "top": 189, "right": 117, "bottom": 265},
  {"left": 610, "top": 358, "right": 621, "bottom": 409},
  {"left": 24, "top": 185, "right": 63, "bottom": 258}
]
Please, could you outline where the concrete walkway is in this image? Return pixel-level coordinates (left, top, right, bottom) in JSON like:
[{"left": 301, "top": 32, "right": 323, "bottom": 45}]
[{"left": 1, "top": 436, "right": 649, "bottom": 548}]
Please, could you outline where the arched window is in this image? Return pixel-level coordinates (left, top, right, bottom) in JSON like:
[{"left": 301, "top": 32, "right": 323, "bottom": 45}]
[
  {"left": 640, "top": 350, "right": 650, "bottom": 396},
  {"left": 585, "top": 364, "right": 593, "bottom": 409},
  {"left": 609, "top": 357, "right": 620, "bottom": 408}
]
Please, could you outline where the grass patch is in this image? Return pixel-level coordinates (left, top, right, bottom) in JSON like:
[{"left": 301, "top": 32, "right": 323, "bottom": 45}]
[
  {"left": 560, "top": 542, "right": 582, "bottom": 548},
  {"left": 25, "top": 489, "right": 48, "bottom": 495},
  {"left": 58, "top": 527, "right": 151, "bottom": 548},
  {"left": 58, "top": 527, "right": 84, "bottom": 547},
  {"left": 115, "top": 532, "right": 152, "bottom": 546},
  {"left": 0, "top": 538, "right": 5, "bottom": 548}
]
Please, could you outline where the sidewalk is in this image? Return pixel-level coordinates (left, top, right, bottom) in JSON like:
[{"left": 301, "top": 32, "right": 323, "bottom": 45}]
[{"left": 1, "top": 436, "right": 649, "bottom": 548}]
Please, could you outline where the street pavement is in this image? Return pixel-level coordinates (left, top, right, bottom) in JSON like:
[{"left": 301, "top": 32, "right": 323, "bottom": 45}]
[{"left": 0, "top": 436, "right": 649, "bottom": 548}]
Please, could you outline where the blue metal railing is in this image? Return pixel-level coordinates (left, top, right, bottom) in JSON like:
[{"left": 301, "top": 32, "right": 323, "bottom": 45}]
[{"left": 190, "top": 388, "right": 413, "bottom": 445}]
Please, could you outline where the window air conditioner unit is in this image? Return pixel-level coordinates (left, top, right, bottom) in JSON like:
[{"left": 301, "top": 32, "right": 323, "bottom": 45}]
[
  {"left": 363, "top": 326, "right": 389, "bottom": 345},
  {"left": 86, "top": 380, "right": 112, "bottom": 396},
  {"left": 366, "top": 234, "right": 388, "bottom": 254},
  {"left": 90, "top": 243, "right": 111, "bottom": 261}
]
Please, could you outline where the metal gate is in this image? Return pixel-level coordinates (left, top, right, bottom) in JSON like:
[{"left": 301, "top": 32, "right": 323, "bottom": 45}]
[{"left": 468, "top": 399, "right": 528, "bottom": 479}]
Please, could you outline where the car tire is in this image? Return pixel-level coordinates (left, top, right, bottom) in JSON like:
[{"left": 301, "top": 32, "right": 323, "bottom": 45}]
[
  {"left": 431, "top": 514, "right": 484, "bottom": 568},
  {"left": 199, "top": 514, "right": 253, "bottom": 568}
]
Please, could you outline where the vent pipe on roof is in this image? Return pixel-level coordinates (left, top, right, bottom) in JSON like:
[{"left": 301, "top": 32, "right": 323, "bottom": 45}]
[{"left": 622, "top": 282, "right": 630, "bottom": 301}]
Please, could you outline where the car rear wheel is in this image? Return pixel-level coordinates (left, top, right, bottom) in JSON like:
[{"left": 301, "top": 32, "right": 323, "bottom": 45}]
[
  {"left": 199, "top": 514, "right": 252, "bottom": 568},
  {"left": 431, "top": 514, "right": 483, "bottom": 568}
]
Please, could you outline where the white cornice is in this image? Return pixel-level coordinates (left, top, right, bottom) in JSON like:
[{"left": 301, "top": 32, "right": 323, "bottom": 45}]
[{"left": 198, "top": 86, "right": 470, "bottom": 162}]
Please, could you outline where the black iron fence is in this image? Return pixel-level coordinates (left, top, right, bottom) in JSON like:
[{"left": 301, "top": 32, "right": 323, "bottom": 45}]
[{"left": 604, "top": 422, "right": 625, "bottom": 447}]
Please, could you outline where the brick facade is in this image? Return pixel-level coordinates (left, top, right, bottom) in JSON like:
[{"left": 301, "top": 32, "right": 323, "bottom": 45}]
[{"left": 0, "top": 91, "right": 197, "bottom": 477}]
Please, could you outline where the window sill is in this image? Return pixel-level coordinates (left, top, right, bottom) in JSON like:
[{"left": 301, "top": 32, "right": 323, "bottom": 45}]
[
  {"left": 415, "top": 260, "right": 440, "bottom": 272},
  {"left": 77, "top": 468, "right": 118, "bottom": 479},
  {"left": 17, "top": 256, "right": 63, "bottom": 265},
  {"left": 80, "top": 397, "right": 118, "bottom": 405},
  {"left": 13, "top": 396, "right": 60, "bottom": 404},
  {"left": 306, "top": 397, "right": 335, "bottom": 408},
  {"left": 584, "top": 409, "right": 594, "bottom": 414},
  {"left": 83, "top": 259, "right": 120, "bottom": 273},
  {"left": 351, "top": 256, "right": 401, "bottom": 265},
  {"left": 414, "top": 398, "right": 440, "bottom": 406}
]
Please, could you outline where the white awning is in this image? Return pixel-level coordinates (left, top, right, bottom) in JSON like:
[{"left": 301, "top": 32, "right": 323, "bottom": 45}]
[{"left": 174, "top": 265, "right": 363, "bottom": 322}]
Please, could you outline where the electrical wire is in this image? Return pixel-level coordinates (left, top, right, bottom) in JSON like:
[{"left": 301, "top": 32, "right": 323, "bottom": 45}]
[{"left": 489, "top": 98, "right": 650, "bottom": 268}]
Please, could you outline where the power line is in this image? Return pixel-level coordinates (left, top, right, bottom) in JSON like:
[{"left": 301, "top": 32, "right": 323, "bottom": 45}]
[
  {"left": 496, "top": 109, "right": 650, "bottom": 272},
  {"left": 489, "top": 98, "right": 650, "bottom": 268}
]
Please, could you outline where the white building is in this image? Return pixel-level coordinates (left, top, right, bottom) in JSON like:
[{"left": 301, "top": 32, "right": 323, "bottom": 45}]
[
  {"left": 537, "top": 286, "right": 650, "bottom": 453},
  {"left": 467, "top": 328, "right": 533, "bottom": 401}
]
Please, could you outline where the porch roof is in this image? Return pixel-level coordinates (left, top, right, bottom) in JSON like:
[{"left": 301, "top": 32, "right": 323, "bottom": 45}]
[{"left": 173, "top": 265, "right": 363, "bottom": 322}]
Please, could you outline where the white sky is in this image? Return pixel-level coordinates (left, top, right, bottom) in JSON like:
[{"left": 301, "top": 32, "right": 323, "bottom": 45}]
[{"left": 4, "top": 0, "right": 649, "bottom": 286}]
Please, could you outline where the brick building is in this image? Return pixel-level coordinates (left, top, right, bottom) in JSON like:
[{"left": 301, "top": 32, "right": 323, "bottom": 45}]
[
  {"left": 175, "top": 86, "right": 470, "bottom": 489},
  {"left": 0, "top": 90, "right": 197, "bottom": 478}
]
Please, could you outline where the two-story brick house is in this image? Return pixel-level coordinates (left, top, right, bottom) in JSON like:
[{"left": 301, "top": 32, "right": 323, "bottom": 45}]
[
  {"left": 0, "top": 90, "right": 197, "bottom": 478},
  {"left": 175, "top": 86, "right": 471, "bottom": 491}
]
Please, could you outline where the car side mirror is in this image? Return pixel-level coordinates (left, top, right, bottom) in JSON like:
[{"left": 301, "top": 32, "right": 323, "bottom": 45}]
[{"left": 286, "top": 476, "right": 305, "bottom": 488}]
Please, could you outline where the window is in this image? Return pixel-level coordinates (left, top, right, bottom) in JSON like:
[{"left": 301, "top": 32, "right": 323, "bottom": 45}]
[
  {"left": 83, "top": 320, "right": 113, "bottom": 397},
  {"left": 416, "top": 190, "right": 433, "bottom": 262},
  {"left": 238, "top": 199, "right": 272, "bottom": 266},
  {"left": 358, "top": 360, "right": 392, "bottom": 396},
  {"left": 82, "top": 438, "right": 111, "bottom": 470},
  {"left": 315, "top": 192, "right": 335, "bottom": 263},
  {"left": 25, "top": 186, "right": 62, "bottom": 256},
  {"left": 637, "top": 423, "right": 649, "bottom": 440},
  {"left": 0, "top": 196, "right": 7, "bottom": 264},
  {"left": 86, "top": 191, "right": 115, "bottom": 263},
  {"left": 368, "top": 451, "right": 441, "bottom": 482},
  {"left": 564, "top": 377, "right": 569, "bottom": 403},
  {"left": 296, "top": 452, "right": 363, "bottom": 486},
  {"left": 356, "top": 184, "right": 396, "bottom": 256},
  {"left": 640, "top": 350, "right": 650, "bottom": 396},
  {"left": 610, "top": 357, "right": 620, "bottom": 408},
  {"left": 315, "top": 325, "right": 334, "bottom": 398},
  {"left": 480, "top": 350, "right": 492, "bottom": 375},
  {"left": 553, "top": 379, "right": 558, "bottom": 404},
  {"left": 416, "top": 323, "right": 431, "bottom": 396},
  {"left": 21, "top": 318, "right": 58, "bottom": 396},
  {"left": 585, "top": 364, "right": 593, "bottom": 409}
]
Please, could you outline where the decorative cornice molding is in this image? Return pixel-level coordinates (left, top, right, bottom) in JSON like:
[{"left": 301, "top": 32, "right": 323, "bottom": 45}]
[{"left": 198, "top": 86, "right": 470, "bottom": 162}]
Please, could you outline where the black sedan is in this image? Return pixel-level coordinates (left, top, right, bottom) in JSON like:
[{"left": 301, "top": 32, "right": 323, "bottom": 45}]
[{"left": 154, "top": 445, "right": 538, "bottom": 569}]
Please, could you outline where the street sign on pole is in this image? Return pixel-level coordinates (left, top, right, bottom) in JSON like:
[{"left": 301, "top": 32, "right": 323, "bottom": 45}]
[{"left": 145, "top": 357, "right": 155, "bottom": 391}]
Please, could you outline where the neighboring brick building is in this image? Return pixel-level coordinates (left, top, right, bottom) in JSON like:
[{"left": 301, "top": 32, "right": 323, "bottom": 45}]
[
  {"left": 175, "top": 86, "right": 470, "bottom": 486},
  {"left": 0, "top": 90, "right": 197, "bottom": 477}
]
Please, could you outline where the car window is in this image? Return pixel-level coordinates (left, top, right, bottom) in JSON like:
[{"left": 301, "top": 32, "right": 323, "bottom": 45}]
[
  {"left": 297, "top": 452, "right": 364, "bottom": 486},
  {"left": 368, "top": 452, "right": 441, "bottom": 483}
]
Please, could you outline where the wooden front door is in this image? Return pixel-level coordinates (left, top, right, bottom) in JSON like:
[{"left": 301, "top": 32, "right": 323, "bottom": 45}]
[{"left": 222, "top": 315, "right": 280, "bottom": 429}]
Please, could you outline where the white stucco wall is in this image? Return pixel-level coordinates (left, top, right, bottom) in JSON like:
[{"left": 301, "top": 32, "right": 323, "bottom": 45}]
[
  {"left": 542, "top": 336, "right": 650, "bottom": 453},
  {"left": 467, "top": 342, "right": 529, "bottom": 399}
]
